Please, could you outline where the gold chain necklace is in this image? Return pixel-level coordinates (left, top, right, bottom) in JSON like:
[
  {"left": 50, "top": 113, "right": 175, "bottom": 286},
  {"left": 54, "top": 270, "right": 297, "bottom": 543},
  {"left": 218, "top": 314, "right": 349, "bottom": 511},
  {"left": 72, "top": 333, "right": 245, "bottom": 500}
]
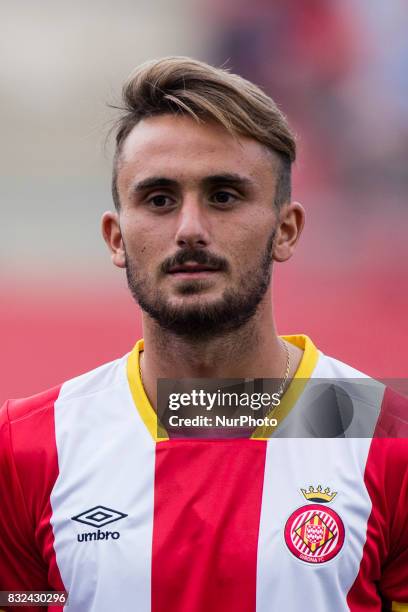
[
  {"left": 139, "top": 351, "right": 144, "bottom": 383},
  {"left": 138, "top": 339, "right": 291, "bottom": 397},
  {"left": 276, "top": 338, "right": 291, "bottom": 398}
]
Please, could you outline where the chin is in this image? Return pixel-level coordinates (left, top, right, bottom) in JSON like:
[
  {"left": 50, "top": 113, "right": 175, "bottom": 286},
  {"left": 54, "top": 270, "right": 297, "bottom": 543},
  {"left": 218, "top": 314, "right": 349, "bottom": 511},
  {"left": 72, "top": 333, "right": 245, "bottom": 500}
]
[
  {"left": 169, "top": 279, "right": 220, "bottom": 296},
  {"left": 167, "top": 293, "right": 221, "bottom": 310}
]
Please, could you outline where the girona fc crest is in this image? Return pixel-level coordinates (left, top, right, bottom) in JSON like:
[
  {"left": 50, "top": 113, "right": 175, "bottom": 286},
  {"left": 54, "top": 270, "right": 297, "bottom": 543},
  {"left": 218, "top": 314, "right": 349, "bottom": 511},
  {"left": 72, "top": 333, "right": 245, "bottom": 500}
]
[{"left": 284, "top": 504, "right": 345, "bottom": 564}]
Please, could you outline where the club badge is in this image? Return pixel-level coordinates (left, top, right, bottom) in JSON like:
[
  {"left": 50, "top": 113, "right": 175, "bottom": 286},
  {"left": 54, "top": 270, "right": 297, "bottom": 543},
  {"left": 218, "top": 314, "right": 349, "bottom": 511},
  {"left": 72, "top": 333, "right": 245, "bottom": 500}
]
[{"left": 284, "top": 486, "right": 345, "bottom": 564}]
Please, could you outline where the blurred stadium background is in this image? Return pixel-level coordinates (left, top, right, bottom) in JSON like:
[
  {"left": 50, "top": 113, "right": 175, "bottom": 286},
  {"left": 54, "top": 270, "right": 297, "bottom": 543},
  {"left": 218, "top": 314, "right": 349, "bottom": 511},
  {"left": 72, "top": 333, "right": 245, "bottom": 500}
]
[{"left": 1, "top": 0, "right": 408, "bottom": 404}]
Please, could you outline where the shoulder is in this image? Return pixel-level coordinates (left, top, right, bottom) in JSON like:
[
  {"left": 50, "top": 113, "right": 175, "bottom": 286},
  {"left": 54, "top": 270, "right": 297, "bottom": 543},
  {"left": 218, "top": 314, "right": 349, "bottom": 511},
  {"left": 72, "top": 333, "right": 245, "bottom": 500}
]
[
  {"left": 314, "top": 351, "right": 373, "bottom": 379},
  {"left": 0, "top": 353, "right": 131, "bottom": 531},
  {"left": 1, "top": 385, "right": 62, "bottom": 427},
  {"left": 313, "top": 350, "right": 408, "bottom": 440},
  {"left": 375, "top": 386, "right": 408, "bottom": 439},
  {"left": 2, "top": 354, "right": 128, "bottom": 424},
  {"left": 0, "top": 353, "right": 129, "bottom": 460}
]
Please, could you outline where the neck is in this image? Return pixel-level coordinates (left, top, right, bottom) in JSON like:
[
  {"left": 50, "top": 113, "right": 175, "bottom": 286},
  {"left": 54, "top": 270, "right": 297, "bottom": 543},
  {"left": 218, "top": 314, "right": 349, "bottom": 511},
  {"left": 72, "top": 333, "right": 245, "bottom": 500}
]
[{"left": 139, "top": 294, "right": 303, "bottom": 412}]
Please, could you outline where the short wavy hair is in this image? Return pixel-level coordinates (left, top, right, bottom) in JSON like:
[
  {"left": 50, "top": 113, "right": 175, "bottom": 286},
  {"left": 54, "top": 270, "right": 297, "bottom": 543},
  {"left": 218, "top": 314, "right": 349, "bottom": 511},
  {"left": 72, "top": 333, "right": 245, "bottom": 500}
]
[{"left": 111, "top": 56, "right": 296, "bottom": 210}]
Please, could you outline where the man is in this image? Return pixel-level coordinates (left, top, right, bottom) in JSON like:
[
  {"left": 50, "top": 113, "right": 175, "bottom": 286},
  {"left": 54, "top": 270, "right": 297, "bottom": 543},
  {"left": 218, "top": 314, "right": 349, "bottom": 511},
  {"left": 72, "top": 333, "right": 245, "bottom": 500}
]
[{"left": 0, "top": 57, "right": 407, "bottom": 612}]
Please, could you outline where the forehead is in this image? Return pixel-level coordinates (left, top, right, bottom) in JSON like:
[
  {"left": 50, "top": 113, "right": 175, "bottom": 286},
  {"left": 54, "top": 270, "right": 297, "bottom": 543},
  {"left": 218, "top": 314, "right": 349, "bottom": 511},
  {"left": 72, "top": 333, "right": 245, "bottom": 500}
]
[{"left": 117, "top": 114, "right": 278, "bottom": 189}]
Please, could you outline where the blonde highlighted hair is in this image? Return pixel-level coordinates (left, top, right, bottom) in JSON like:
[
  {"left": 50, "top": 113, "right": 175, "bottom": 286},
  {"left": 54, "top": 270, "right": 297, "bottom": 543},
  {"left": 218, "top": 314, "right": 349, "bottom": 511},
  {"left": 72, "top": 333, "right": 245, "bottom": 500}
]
[{"left": 112, "top": 56, "right": 296, "bottom": 209}]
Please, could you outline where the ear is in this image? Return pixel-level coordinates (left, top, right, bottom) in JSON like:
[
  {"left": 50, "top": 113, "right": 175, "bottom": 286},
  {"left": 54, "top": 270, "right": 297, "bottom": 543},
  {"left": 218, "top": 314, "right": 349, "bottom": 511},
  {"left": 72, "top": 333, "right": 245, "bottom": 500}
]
[
  {"left": 272, "top": 201, "right": 305, "bottom": 262},
  {"left": 101, "top": 211, "right": 126, "bottom": 269}
]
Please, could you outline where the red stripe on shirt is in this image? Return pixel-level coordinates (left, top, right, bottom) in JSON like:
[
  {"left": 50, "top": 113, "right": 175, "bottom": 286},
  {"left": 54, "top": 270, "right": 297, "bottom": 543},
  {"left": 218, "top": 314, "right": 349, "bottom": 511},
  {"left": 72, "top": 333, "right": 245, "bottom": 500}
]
[
  {"left": 347, "top": 389, "right": 408, "bottom": 610},
  {"left": 152, "top": 439, "right": 267, "bottom": 612},
  {"left": 1, "top": 387, "right": 65, "bottom": 611},
  {"left": 374, "top": 386, "right": 408, "bottom": 438}
]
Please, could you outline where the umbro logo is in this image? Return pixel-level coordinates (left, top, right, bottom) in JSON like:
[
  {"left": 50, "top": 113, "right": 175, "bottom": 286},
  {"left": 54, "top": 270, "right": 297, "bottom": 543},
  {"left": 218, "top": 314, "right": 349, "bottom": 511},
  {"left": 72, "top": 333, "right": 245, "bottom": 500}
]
[
  {"left": 71, "top": 505, "right": 128, "bottom": 543},
  {"left": 71, "top": 505, "right": 128, "bottom": 528}
]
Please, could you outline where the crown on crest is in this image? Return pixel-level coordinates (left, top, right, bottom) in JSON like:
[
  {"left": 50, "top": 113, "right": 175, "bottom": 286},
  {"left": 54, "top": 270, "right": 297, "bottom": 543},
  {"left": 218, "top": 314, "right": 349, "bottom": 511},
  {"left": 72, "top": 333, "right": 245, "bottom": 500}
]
[{"left": 301, "top": 485, "right": 337, "bottom": 503}]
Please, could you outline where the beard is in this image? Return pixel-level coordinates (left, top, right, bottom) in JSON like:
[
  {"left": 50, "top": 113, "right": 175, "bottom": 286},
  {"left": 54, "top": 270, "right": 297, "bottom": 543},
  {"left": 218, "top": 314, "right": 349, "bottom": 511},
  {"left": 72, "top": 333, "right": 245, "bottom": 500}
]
[{"left": 125, "top": 229, "right": 275, "bottom": 340}]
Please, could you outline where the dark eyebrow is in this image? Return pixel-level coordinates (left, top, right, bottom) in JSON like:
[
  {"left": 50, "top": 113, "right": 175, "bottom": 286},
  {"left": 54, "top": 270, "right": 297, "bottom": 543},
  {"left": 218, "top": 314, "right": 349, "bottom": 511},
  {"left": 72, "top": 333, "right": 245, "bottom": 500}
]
[
  {"left": 130, "top": 177, "right": 178, "bottom": 194},
  {"left": 202, "top": 173, "right": 255, "bottom": 190}
]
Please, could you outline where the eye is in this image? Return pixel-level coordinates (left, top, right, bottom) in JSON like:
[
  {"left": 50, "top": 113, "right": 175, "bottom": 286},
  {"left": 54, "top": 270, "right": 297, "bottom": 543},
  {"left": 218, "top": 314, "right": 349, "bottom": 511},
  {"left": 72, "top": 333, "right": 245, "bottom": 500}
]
[
  {"left": 147, "top": 194, "right": 174, "bottom": 208},
  {"left": 211, "top": 191, "right": 237, "bottom": 206}
]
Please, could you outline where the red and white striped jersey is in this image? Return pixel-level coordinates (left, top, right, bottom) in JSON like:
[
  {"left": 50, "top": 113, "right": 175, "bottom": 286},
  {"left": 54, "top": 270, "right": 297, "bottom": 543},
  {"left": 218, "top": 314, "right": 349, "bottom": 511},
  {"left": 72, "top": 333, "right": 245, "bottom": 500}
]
[{"left": 1, "top": 335, "right": 408, "bottom": 612}]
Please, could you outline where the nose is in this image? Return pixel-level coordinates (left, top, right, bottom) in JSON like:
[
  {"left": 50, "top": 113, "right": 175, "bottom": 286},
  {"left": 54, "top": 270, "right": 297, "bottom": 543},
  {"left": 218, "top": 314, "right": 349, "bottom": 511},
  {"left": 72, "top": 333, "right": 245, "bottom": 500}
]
[{"left": 174, "top": 196, "right": 211, "bottom": 249}]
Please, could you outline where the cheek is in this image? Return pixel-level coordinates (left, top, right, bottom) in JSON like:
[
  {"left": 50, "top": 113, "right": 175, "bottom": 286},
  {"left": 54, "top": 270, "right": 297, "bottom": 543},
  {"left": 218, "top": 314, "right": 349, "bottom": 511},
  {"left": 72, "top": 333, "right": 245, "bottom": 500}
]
[
  {"left": 227, "top": 213, "right": 275, "bottom": 263},
  {"left": 122, "top": 219, "right": 170, "bottom": 272},
  {"left": 131, "top": 239, "right": 154, "bottom": 263}
]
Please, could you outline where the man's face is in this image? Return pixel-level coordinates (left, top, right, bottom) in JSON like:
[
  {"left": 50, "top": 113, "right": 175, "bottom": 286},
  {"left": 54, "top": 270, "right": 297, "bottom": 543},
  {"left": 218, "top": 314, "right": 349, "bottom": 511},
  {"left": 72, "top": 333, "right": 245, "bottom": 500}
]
[{"left": 107, "top": 114, "right": 292, "bottom": 339}]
